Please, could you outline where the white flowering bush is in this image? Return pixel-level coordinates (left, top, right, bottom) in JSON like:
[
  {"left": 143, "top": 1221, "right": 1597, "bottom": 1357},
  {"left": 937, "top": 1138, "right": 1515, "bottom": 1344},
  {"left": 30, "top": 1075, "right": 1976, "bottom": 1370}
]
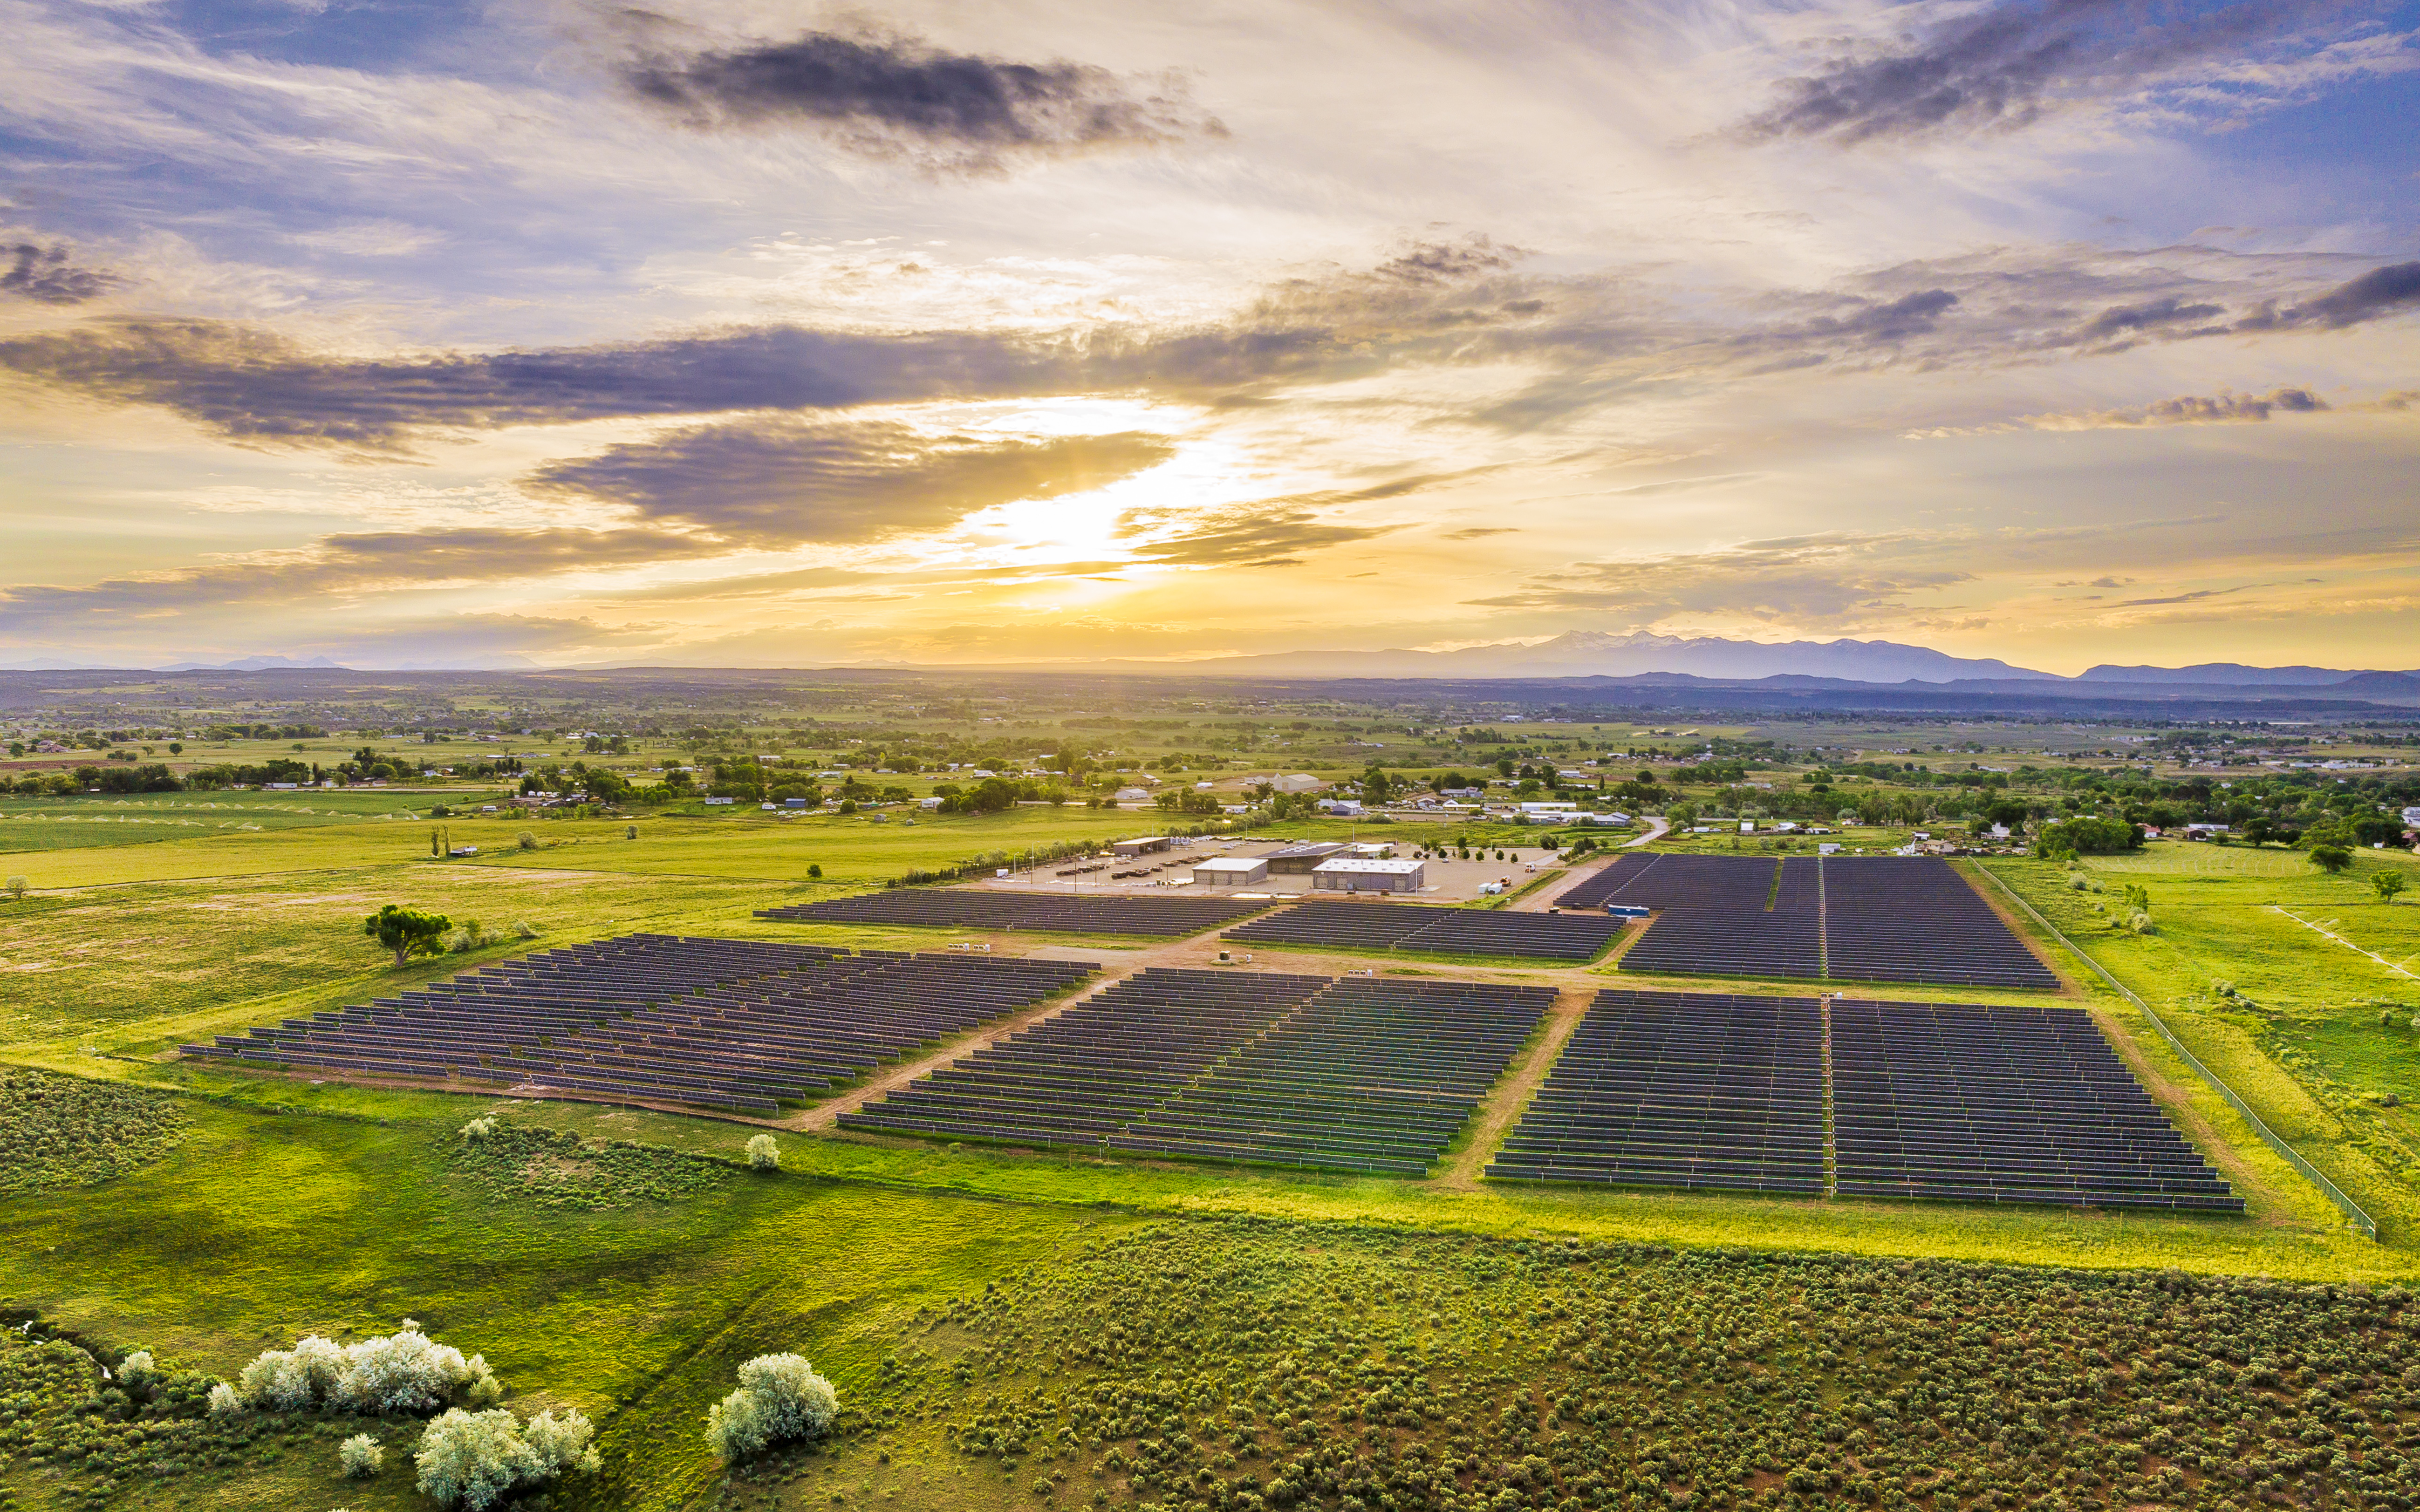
[
  {"left": 415, "top": 1406, "right": 597, "bottom": 1510},
  {"left": 233, "top": 1321, "right": 492, "bottom": 1413},
  {"left": 705, "top": 1353, "right": 837, "bottom": 1461},
  {"left": 459, "top": 1116, "right": 497, "bottom": 1142},
  {"left": 745, "top": 1133, "right": 780, "bottom": 1171},
  {"left": 341, "top": 1432, "right": 384, "bottom": 1478},
  {"left": 116, "top": 1349, "right": 157, "bottom": 1390},
  {"left": 206, "top": 1381, "right": 241, "bottom": 1417},
  {"left": 237, "top": 1333, "right": 342, "bottom": 1410},
  {"left": 521, "top": 1408, "right": 601, "bottom": 1475}
]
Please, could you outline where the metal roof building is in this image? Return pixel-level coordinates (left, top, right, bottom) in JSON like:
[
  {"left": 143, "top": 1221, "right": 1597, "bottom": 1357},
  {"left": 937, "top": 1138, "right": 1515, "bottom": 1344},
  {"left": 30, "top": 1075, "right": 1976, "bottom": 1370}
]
[{"left": 1311, "top": 858, "right": 1427, "bottom": 893}]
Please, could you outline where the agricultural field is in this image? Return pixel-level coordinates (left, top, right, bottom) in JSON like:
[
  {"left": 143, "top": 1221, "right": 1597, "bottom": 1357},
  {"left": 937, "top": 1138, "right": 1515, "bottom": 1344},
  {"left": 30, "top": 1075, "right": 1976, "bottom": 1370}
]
[{"left": 9, "top": 674, "right": 2420, "bottom": 1511}]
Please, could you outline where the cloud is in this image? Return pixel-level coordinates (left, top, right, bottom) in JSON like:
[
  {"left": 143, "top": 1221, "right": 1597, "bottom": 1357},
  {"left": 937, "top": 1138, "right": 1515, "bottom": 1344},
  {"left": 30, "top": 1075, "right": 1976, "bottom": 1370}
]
[
  {"left": 619, "top": 23, "right": 1223, "bottom": 172},
  {"left": 1737, "top": 0, "right": 2365, "bottom": 145},
  {"left": 1125, "top": 508, "right": 1393, "bottom": 567},
  {"left": 0, "top": 318, "right": 1061, "bottom": 452},
  {"left": 0, "top": 527, "right": 714, "bottom": 632},
  {"left": 2268, "top": 260, "right": 2420, "bottom": 329},
  {"left": 526, "top": 420, "right": 1175, "bottom": 546},
  {"left": 1444, "top": 527, "right": 1518, "bottom": 539},
  {"left": 2111, "top": 583, "right": 2265, "bottom": 607},
  {"left": 2032, "top": 385, "right": 2328, "bottom": 429},
  {"left": 1467, "top": 532, "right": 1972, "bottom": 625},
  {"left": 2, "top": 239, "right": 120, "bottom": 304}
]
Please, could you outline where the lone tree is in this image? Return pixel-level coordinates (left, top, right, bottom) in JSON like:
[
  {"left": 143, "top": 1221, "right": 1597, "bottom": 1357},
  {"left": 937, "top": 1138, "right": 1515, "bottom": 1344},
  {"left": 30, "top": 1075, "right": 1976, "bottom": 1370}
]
[
  {"left": 2310, "top": 845, "right": 2355, "bottom": 875},
  {"left": 2379, "top": 871, "right": 2409, "bottom": 905},
  {"left": 365, "top": 904, "right": 451, "bottom": 967}
]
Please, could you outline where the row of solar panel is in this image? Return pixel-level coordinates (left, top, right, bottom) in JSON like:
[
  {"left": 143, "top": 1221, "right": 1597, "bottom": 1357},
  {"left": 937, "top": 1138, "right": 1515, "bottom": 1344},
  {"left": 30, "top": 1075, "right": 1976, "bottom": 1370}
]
[
  {"left": 1220, "top": 903, "right": 1625, "bottom": 961},
  {"left": 756, "top": 890, "right": 1265, "bottom": 937},
  {"left": 182, "top": 933, "right": 1097, "bottom": 1115},
  {"left": 1486, "top": 989, "right": 2239, "bottom": 1211},
  {"left": 841, "top": 968, "right": 1558, "bottom": 1176},
  {"left": 1560, "top": 854, "right": 2058, "bottom": 989}
]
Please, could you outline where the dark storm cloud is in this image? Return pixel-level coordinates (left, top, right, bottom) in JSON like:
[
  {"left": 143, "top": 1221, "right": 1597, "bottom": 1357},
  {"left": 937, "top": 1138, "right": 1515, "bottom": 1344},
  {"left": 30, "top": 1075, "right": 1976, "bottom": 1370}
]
[
  {"left": 525, "top": 420, "right": 1176, "bottom": 546},
  {"left": 2, "top": 240, "right": 120, "bottom": 304},
  {"left": 620, "top": 25, "right": 1223, "bottom": 169},
  {"left": 1739, "top": 0, "right": 2335, "bottom": 144}
]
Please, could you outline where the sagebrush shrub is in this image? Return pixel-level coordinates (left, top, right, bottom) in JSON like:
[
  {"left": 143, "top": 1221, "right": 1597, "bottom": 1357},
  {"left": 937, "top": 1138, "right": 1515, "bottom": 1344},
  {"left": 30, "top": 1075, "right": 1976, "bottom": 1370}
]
[
  {"left": 746, "top": 1133, "right": 780, "bottom": 1171},
  {"left": 706, "top": 1352, "right": 837, "bottom": 1460},
  {"left": 341, "top": 1432, "right": 384, "bottom": 1478},
  {"left": 414, "top": 1406, "right": 595, "bottom": 1510},
  {"left": 234, "top": 1321, "right": 488, "bottom": 1414}
]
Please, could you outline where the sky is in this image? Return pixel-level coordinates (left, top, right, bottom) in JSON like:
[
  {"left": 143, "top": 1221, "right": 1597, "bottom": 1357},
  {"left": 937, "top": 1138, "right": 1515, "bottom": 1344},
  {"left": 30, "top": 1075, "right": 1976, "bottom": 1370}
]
[{"left": 0, "top": 0, "right": 2416, "bottom": 676}]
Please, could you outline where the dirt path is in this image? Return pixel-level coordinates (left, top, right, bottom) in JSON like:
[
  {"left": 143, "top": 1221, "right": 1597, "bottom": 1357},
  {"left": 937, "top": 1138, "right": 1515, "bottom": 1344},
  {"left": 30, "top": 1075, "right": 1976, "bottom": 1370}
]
[
  {"left": 1626, "top": 815, "right": 1671, "bottom": 847},
  {"left": 1435, "top": 984, "right": 1593, "bottom": 1188}
]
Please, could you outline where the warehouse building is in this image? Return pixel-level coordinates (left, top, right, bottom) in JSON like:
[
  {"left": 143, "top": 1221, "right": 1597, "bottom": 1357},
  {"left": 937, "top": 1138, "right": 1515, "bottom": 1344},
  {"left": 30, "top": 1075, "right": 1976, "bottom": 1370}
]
[
  {"left": 1265, "top": 841, "right": 1349, "bottom": 874},
  {"left": 1311, "top": 858, "right": 1427, "bottom": 893},
  {"left": 1111, "top": 836, "right": 1176, "bottom": 858},
  {"left": 1190, "top": 856, "right": 1270, "bottom": 888}
]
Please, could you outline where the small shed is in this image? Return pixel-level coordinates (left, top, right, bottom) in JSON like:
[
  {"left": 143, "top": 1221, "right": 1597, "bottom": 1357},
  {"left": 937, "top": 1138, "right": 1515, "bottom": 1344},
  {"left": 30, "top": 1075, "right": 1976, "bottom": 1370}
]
[
  {"left": 1311, "top": 858, "right": 1427, "bottom": 894},
  {"left": 1191, "top": 856, "right": 1270, "bottom": 888},
  {"left": 1111, "top": 836, "right": 1175, "bottom": 858}
]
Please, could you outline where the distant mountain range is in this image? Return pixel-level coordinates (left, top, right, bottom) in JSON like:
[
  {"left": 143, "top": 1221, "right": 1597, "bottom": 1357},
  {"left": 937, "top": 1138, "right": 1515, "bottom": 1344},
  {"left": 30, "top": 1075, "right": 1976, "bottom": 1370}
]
[
  {"left": 1157, "top": 631, "right": 2061, "bottom": 682},
  {"left": 0, "top": 632, "right": 2414, "bottom": 702},
  {"left": 1132, "top": 633, "right": 2420, "bottom": 697}
]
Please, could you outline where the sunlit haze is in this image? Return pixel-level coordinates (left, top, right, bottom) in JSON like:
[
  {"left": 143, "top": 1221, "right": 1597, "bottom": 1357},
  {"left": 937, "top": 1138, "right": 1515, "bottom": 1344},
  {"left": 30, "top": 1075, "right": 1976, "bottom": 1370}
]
[{"left": 3, "top": 0, "right": 2417, "bottom": 674}]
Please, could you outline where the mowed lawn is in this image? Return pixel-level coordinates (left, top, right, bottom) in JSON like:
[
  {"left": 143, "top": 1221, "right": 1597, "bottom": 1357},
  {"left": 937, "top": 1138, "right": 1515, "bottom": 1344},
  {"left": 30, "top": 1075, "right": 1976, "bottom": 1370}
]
[
  {"left": 0, "top": 804, "right": 1180, "bottom": 889},
  {"left": 0, "top": 866, "right": 792, "bottom": 1044},
  {"left": 1988, "top": 845, "right": 2420, "bottom": 1244}
]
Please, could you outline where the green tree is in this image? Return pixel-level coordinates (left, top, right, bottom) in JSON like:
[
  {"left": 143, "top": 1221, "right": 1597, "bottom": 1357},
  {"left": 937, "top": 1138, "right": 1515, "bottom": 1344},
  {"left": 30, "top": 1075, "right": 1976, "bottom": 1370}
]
[
  {"left": 2377, "top": 871, "right": 2408, "bottom": 905},
  {"left": 363, "top": 904, "right": 451, "bottom": 967},
  {"left": 2310, "top": 845, "right": 2355, "bottom": 875}
]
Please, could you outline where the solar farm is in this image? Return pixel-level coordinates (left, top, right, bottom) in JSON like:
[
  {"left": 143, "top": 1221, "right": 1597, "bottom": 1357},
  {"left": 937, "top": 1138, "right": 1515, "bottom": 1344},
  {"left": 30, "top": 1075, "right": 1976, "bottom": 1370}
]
[
  {"left": 172, "top": 840, "right": 2226, "bottom": 1214},
  {"left": 842, "top": 968, "right": 1555, "bottom": 1174},
  {"left": 755, "top": 889, "right": 1266, "bottom": 937},
  {"left": 1487, "top": 989, "right": 1826, "bottom": 1193},
  {"left": 1219, "top": 900, "right": 1626, "bottom": 960},
  {"left": 1490, "top": 989, "right": 2238, "bottom": 1212},
  {"left": 185, "top": 933, "right": 1097, "bottom": 1115},
  {"left": 1560, "top": 853, "right": 2059, "bottom": 988},
  {"left": 1831, "top": 999, "right": 2242, "bottom": 1210}
]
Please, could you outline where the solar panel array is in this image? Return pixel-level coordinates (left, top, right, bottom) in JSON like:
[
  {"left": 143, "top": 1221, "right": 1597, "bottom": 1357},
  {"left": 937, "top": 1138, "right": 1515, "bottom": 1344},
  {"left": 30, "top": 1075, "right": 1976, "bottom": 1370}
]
[
  {"left": 1557, "top": 853, "right": 2055, "bottom": 989},
  {"left": 1614, "top": 856, "right": 1825, "bottom": 980},
  {"left": 1490, "top": 988, "right": 2236, "bottom": 1213},
  {"left": 1111, "top": 978, "right": 1557, "bottom": 1175},
  {"left": 838, "top": 967, "right": 1328, "bottom": 1147},
  {"left": 1220, "top": 901, "right": 1625, "bottom": 961},
  {"left": 1550, "top": 853, "right": 1656, "bottom": 909},
  {"left": 843, "top": 968, "right": 1547, "bottom": 1175},
  {"left": 757, "top": 889, "right": 1263, "bottom": 938},
  {"left": 1823, "top": 858, "right": 2059, "bottom": 988},
  {"left": 1831, "top": 999, "right": 2240, "bottom": 1210},
  {"left": 1488, "top": 989, "right": 1825, "bottom": 1193},
  {"left": 184, "top": 934, "right": 1096, "bottom": 1115}
]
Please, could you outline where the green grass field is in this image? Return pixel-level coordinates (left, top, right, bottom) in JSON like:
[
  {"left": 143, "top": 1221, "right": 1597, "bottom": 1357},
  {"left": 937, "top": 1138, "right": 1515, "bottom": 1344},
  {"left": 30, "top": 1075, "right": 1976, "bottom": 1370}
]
[{"left": 14, "top": 814, "right": 2420, "bottom": 1510}]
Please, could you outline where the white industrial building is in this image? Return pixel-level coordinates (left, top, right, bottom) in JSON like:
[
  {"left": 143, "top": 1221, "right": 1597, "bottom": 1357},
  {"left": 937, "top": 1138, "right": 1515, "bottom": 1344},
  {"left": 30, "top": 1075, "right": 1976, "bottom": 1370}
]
[
  {"left": 1190, "top": 856, "right": 1270, "bottom": 888},
  {"left": 1271, "top": 773, "right": 1326, "bottom": 793},
  {"left": 1311, "top": 857, "right": 1426, "bottom": 893}
]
